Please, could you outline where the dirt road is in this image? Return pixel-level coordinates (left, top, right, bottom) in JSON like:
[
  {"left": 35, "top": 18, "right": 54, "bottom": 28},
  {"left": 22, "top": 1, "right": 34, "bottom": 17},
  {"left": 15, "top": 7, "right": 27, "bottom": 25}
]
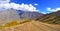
[{"left": 0, "top": 21, "right": 60, "bottom": 31}]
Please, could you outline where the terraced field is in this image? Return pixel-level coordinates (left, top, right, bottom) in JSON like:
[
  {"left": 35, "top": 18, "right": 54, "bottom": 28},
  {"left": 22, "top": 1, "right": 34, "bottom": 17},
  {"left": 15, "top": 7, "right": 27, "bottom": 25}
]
[{"left": 0, "top": 21, "right": 60, "bottom": 31}]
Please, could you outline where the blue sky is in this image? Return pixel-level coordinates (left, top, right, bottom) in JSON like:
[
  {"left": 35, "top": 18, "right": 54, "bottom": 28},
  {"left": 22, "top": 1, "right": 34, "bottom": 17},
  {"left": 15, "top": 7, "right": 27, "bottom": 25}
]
[
  {"left": 10, "top": 0, "right": 60, "bottom": 14},
  {"left": 0, "top": 0, "right": 60, "bottom": 14}
]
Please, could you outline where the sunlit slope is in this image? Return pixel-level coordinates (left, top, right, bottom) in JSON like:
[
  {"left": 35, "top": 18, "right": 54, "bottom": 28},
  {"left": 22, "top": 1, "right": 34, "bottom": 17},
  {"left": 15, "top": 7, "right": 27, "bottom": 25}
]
[
  {"left": 0, "top": 19, "right": 31, "bottom": 27},
  {"left": 0, "top": 20, "right": 60, "bottom": 31},
  {"left": 36, "top": 11, "right": 60, "bottom": 24}
]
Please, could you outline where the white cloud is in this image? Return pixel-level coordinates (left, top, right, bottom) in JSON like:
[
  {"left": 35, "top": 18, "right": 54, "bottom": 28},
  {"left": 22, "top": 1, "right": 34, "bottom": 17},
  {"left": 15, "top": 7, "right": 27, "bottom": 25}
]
[
  {"left": 47, "top": 8, "right": 60, "bottom": 12},
  {"left": 0, "top": 0, "right": 10, "bottom": 3},
  {"left": 34, "top": 3, "right": 38, "bottom": 6},
  {"left": 0, "top": 0, "right": 39, "bottom": 12},
  {"left": 41, "top": 8, "right": 60, "bottom": 14},
  {"left": 56, "top": 8, "right": 60, "bottom": 10}
]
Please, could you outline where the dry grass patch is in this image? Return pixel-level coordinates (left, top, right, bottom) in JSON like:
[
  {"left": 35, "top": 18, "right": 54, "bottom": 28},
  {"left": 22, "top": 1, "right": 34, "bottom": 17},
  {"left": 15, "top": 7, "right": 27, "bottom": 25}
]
[{"left": 0, "top": 19, "right": 32, "bottom": 29}]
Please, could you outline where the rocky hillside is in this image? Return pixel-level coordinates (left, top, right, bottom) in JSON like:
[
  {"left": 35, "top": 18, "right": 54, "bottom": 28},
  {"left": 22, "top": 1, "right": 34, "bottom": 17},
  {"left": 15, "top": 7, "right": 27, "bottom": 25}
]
[
  {"left": 0, "top": 9, "right": 20, "bottom": 25},
  {"left": 36, "top": 11, "right": 60, "bottom": 24},
  {"left": 17, "top": 10, "right": 43, "bottom": 19}
]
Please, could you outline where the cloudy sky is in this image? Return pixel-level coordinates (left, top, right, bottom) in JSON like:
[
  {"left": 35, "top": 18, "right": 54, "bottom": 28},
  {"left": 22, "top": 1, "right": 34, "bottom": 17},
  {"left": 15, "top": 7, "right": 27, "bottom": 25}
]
[{"left": 0, "top": 0, "right": 60, "bottom": 14}]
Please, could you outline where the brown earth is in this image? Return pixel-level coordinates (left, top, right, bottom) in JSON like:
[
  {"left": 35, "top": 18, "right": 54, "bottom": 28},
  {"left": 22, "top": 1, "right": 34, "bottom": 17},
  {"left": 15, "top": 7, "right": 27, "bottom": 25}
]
[{"left": 0, "top": 21, "right": 60, "bottom": 31}]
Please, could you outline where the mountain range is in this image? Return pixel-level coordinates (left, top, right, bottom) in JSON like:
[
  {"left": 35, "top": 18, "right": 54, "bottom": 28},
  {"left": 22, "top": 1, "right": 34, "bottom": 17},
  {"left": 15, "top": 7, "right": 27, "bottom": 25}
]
[
  {"left": 0, "top": 9, "right": 43, "bottom": 25},
  {"left": 17, "top": 10, "right": 43, "bottom": 19},
  {"left": 0, "top": 9, "right": 60, "bottom": 25},
  {"left": 0, "top": 9, "right": 60, "bottom": 31}
]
